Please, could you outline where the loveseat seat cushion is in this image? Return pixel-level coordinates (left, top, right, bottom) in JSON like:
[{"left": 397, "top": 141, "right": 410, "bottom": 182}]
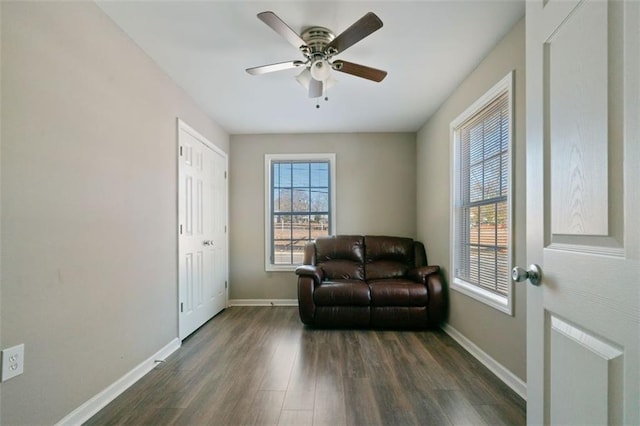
[
  {"left": 364, "top": 236, "right": 415, "bottom": 280},
  {"left": 316, "top": 235, "right": 365, "bottom": 280},
  {"left": 368, "top": 279, "right": 428, "bottom": 307},
  {"left": 313, "top": 280, "right": 370, "bottom": 306}
]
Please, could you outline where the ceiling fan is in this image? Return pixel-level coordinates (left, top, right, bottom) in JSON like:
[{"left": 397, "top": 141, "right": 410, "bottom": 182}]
[{"left": 246, "top": 11, "right": 387, "bottom": 99}]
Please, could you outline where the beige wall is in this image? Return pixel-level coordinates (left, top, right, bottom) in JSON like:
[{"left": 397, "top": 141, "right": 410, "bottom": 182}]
[
  {"left": 229, "top": 133, "right": 416, "bottom": 300},
  {"left": 416, "top": 18, "right": 526, "bottom": 380},
  {"left": 0, "top": 2, "right": 228, "bottom": 424}
]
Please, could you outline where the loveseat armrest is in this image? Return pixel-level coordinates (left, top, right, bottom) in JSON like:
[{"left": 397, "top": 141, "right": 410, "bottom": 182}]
[
  {"left": 295, "top": 264, "right": 324, "bottom": 284},
  {"left": 407, "top": 265, "right": 440, "bottom": 284},
  {"left": 407, "top": 265, "right": 445, "bottom": 326},
  {"left": 295, "top": 265, "right": 324, "bottom": 325},
  {"left": 425, "top": 272, "right": 445, "bottom": 326}
]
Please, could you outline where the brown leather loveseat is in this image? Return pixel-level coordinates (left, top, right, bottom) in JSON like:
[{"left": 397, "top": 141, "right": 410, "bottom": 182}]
[{"left": 295, "top": 235, "right": 445, "bottom": 329}]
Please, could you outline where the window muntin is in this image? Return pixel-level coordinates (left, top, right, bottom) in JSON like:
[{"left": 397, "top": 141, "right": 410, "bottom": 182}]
[
  {"left": 265, "top": 154, "right": 335, "bottom": 271},
  {"left": 451, "top": 72, "right": 513, "bottom": 314}
]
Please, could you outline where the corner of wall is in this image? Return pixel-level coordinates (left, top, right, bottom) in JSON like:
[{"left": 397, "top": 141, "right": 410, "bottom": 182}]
[{"left": 415, "top": 17, "right": 526, "bottom": 383}]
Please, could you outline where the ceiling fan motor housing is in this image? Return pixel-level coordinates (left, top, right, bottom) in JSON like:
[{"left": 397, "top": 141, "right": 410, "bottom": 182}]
[{"left": 300, "top": 26, "right": 335, "bottom": 58}]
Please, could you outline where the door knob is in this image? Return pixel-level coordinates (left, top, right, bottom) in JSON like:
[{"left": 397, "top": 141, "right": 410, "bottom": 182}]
[
  {"left": 512, "top": 264, "right": 542, "bottom": 286},
  {"left": 203, "top": 240, "right": 214, "bottom": 246}
]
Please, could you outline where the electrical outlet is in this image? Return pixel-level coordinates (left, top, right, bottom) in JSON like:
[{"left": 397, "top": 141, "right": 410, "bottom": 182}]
[{"left": 1, "top": 344, "right": 25, "bottom": 382}]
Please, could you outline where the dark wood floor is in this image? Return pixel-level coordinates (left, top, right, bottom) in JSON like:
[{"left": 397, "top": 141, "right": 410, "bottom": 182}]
[{"left": 86, "top": 306, "right": 525, "bottom": 425}]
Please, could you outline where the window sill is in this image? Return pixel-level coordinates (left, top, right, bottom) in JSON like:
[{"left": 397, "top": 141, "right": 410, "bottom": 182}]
[
  {"left": 451, "top": 278, "right": 513, "bottom": 316},
  {"left": 265, "top": 264, "right": 299, "bottom": 272}
]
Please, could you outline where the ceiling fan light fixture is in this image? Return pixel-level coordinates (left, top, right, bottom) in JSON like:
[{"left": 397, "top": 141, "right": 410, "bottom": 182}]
[
  {"left": 297, "top": 67, "right": 336, "bottom": 99},
  {"left": 296, "top": 68, "right": 312, "bottom": 89},
  {"left": 310, "top": 59, "right": 331, "bottom": 82}
]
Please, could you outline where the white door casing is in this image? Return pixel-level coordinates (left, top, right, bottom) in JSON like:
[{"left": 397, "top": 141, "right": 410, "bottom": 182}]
[
  {"left": 526, "top": 1, "right": 639, "bottom": 424},
  {"left": 178, "top": 119, "right": 228, "bottom": 340}
]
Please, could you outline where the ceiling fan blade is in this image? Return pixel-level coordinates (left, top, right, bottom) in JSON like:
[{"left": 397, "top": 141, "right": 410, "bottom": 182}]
[
  {"left": 309, "top": 78, "right": 323, "bottom": 98},
  {"left": 258, "top": 11, "right": 306, "bottom": 50},
  {"left": 325, "top": 12, "right": 383, "bottom": 55},
  {"left": 246, "top": 60, "right": 305, "bottom": 75},
  {"left": 332, "top": 60, "right": 387, "bottom": 82}
]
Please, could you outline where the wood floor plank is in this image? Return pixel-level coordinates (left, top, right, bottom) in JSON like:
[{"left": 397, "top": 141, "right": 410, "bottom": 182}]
[
  {"left": 258, "top": 326, "right": 300, "bottom": 391},
  {"left": 435, "top": 389, "right": 489, "bottom": 426},
  {"left": 282, "top": 331, "right": 319, "bottom": 410},
  {"left": 313, "top": 332, "right": 347, "bottom": 426},
  {"left": 86, "top": 307, "right": 525, "bottom": 426},
  {"left": 341, "top": 330, "right": 370, "bottom": 378},
  {"left": 313, "top": 374, "right": 347, "bottom": 426},
  {"left": 400, "top": 332, "right": 461, "bottom": 391},
  {"left": 343, "top": 377, "right": 384, "bottom": 426},
  {"left": 475, "top": 402, "right": 527, "bottom": 426},
  {"left": 379, "top": 335, "right": 453, "bottom": 425},
  {"left": 241, "top": 390, "right": 285, "bottom": 426},
  {"left": 362, "top": 333, "right": 422, "bottom": 425},
  {"left": 277, "top": 409, "right": 313, "bottom": 426}
]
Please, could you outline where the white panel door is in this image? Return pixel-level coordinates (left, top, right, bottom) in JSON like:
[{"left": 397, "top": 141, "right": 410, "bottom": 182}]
[
  {"left": 526, "top": 1, "right": 639, "bottom": 424},
  {"left": 210, "top": 142, "right": 227, "bottom": 316},
  {"left": 178, "top": 121, "right": 228, "bottom": 340}
]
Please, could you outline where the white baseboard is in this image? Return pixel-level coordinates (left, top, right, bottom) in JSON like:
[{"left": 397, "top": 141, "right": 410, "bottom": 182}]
[
  {"left": 442, "top": 324, "right": 527, "bottom": 400},
  {"left": 56, "top": 338, "right": 181, "bottom": 426},
  {"left": 228, "top": 299, "right": 298, "bottom": 307}
]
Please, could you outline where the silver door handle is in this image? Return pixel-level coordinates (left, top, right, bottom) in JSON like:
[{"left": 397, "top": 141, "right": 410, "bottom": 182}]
[
  {"left": 512, "top": 264, "right": 542, "bottom": 286},
  {"left": 203, "top": 240, "right": 214, "bottom": 246}
]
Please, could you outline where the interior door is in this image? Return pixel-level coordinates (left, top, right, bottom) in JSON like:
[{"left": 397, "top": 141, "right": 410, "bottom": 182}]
[
  {"left": 525, "top": 1, "right": 639, "bottom": 424},
  {"left": 178, "top": 120, "right": 228, "bottom": 340},
  {"left": 210, "top": 142, "right": 228, "bottom": 316}
]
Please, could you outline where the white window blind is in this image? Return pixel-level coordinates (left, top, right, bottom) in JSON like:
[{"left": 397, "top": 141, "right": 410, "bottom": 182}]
[
  {"left": 456, "top": 92, "right": 510, "bottom": 296},
  {"left": 451, "top": 71, "right": 513, "bottom": 314}
]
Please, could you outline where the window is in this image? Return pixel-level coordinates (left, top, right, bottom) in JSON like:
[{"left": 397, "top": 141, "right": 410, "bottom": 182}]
[
  {"left": 451, "top": 72, "right": 513, "bottom": 314},
  {"left": 265, "top": 153, "right": 336, "bottom": 271}
]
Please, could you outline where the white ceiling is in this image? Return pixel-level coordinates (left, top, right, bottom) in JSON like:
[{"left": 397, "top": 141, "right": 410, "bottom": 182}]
[{"left": 97, "top": 1, "right": 524, "bottom": 135}]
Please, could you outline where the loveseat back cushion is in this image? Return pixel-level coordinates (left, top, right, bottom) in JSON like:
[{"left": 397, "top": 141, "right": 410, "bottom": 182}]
[
  {"left": 364, "top": 236, "right": 415, "bottom": 280},
  {"left": 315, "top": 235, "right": 365, "bottom": 280}
]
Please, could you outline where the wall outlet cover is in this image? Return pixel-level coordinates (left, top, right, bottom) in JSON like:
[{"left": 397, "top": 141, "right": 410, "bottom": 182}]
[{"left": 1, "top": 343, "right": 25, "bottom": 382}]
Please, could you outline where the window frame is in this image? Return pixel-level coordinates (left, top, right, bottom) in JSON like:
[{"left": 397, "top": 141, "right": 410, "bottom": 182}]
[
  {"left": 264, "top": 153, "right": 336, "bottom": 272},
  {"left": 450, "top": 71, "right": 514, "bottom": 315}
]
